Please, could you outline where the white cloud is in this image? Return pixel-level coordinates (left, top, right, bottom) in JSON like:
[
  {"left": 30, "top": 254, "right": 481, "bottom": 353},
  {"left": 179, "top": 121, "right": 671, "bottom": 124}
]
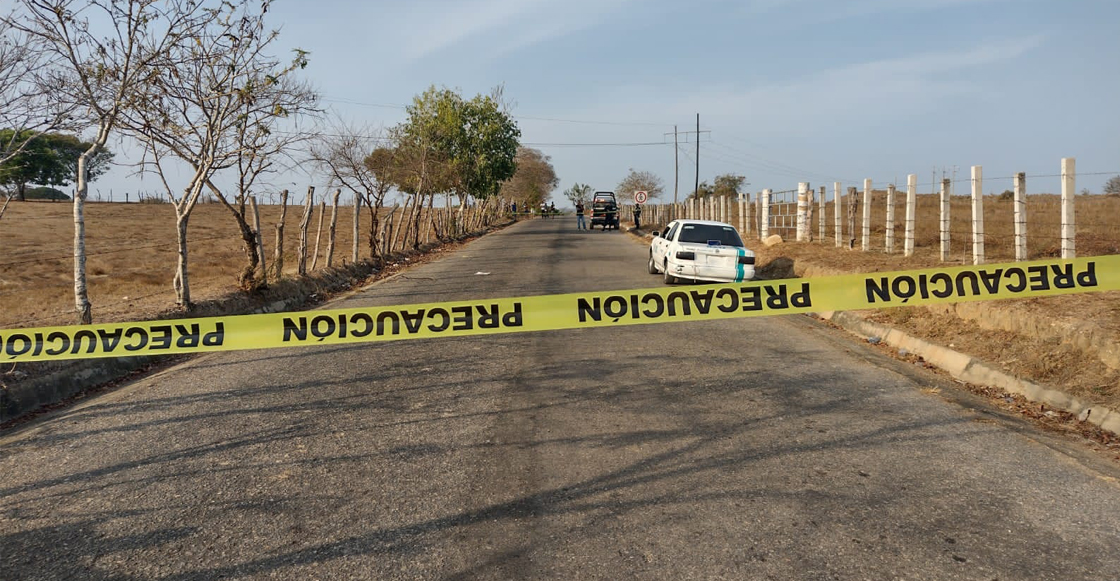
[{"left": 379, "top": 0, "right": 637, "bottom": 65}]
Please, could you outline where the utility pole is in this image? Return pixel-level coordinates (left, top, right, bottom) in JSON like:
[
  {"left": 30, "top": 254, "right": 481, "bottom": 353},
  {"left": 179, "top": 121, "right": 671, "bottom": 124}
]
[
  {"left": 695, "top": 113, "right": 700, "bottom": 201},
  {"left": 664, "top": 120, "right": 710, "bottom": 203},
  {"left": 673, "top": 125, "right": 679, "bottom": 219}
]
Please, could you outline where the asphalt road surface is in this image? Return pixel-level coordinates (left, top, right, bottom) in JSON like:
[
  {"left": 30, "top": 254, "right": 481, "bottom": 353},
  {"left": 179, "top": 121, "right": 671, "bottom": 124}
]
[{"left": 3, "top": 217, "right": 1120, "bottom": 580}]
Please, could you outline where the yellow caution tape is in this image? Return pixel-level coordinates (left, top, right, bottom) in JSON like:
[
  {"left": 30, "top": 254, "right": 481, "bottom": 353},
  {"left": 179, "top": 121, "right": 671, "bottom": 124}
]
[{"left": 2, "top": 255, "right": 1118, "bottom": 363}]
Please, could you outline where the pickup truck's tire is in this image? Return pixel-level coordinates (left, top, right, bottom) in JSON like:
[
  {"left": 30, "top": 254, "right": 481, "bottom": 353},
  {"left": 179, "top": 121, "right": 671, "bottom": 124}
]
[
  {"left": 663, "top": 259, "right": 677, "bottom": 284},
  {"left": 648, "top": 252, "right": 659, "bottom": 274}
]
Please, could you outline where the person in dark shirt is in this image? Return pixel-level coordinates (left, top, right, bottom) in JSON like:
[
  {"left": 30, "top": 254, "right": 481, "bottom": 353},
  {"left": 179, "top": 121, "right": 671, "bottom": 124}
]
[{"left": 575, "top": 201, "right": 586, "bottom": 230}]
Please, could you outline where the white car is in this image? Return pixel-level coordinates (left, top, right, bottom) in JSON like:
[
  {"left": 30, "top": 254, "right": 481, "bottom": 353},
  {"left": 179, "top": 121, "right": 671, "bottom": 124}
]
[{"left": 648, "top": 220, "right": 755, "bottom": 284}]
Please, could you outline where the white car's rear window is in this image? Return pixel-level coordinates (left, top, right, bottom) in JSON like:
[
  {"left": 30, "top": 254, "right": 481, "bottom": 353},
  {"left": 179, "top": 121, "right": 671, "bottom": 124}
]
[{"left": 678, "top": 224, "right": 743, "bottom": 247}]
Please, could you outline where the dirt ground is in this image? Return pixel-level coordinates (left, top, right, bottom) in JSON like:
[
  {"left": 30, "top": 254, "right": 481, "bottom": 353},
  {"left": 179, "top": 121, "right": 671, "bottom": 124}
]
[
  {"left": 746, "top": 240, "right": 1120, "bottom": 412},
  {"left": 0, "top": 199, "right": 449, "bottom": 329}
]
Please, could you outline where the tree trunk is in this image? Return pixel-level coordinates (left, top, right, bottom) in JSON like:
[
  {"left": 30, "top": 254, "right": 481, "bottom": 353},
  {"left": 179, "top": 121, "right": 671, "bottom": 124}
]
[
  {"left": 311, "top": 200, "right": 325, "bottom": 271},
  {"left": 365, "top": 199, "right": 381, "bottom": 260},
  {"left": 173, "top": 211, "right": 192, "bottom": 309},
  {"left": 325, "top": 189, "right": 340, "bottom": 267},
  {"left": 297, "top": 187, "right": 314, "bottom": 276},
  {"left": 73, "top": 148, "right": 94, "bottom": 324},
  {"left": 249, "top": 195, "right": 266, "bottom": 283},
  {"left": 273, "top": 189, "right": 288, "bottom": 281}
]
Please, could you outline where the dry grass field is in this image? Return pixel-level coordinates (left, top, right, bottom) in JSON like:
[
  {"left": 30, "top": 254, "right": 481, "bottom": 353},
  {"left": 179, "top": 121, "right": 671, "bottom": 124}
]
[
  {"left": 0, "top": 200, "right": 401, "bottom": 329},
  {"left": 634, "top": 193, "right": 1120, "bottom": 411}
]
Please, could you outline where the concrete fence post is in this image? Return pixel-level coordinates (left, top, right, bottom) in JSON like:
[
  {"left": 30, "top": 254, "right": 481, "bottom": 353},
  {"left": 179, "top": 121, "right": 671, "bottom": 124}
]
[
  {"left": 761, "top": 189, "right": 771, "bottom": 239},
  {"left": 755, "top": 194, "right": 762, "bottom": 236},
  {"left": 833, "top": 182, "right": 842, "bottom": 248},
  {"left": 738, "top": 193, "right": 746, "bottom": 234},
  {"left": 846, "top": 187, "right": 858, "bottom": 249},
  {"left": 1014, "top": 172, "right": 1027, "bottom": 261},
  {"left": 862, "top": 179, "right": 871, "bottom": 251},
  {"left": 1062, "top": 157, "right": 1076, "bottom": 259},
  {"left": 904, "top": 174, "right": 916, "bottom": 257},
  {"left": 885, "top": 184, "right": 896, "bottom": 253},
  {"left": 971, "top": 165, "right": 984, "bottom": 265},
  {"left": 722, "top": 195, "right": 729, "bottom": 223},
  {"left": 796, "top": 182, "right": 809, "bottom": 242},
  {"left": 818, "top": 185, "right": 826, "bottom": 243},
  {"left": 939, "top": 178, "right": 950, "bottom": 261}
]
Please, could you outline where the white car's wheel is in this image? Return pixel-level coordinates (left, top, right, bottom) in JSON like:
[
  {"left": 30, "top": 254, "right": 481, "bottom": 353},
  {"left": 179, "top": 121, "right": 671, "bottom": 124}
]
[
  {"left": 663, "top": 259, "right": 676, "bottom": 284},
  {"left": 648, "top": 252, "right": 659, "bottom": 274}
]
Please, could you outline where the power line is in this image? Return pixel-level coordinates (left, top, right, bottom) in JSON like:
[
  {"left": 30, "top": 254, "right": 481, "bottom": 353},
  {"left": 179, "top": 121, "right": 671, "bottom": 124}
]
[{"left": 321, "top": 96, "right": 670, "bottom": 127}]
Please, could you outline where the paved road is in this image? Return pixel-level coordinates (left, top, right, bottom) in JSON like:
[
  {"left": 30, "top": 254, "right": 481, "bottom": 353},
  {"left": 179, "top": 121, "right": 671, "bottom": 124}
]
[{"left": 3, "top": 217, "right": 1120, "bottom": 580}]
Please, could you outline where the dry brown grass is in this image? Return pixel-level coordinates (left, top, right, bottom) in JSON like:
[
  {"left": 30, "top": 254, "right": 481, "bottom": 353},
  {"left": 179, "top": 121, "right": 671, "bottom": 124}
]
[{"left": 0, "top": 200, "right": 431, "bottom": 328}]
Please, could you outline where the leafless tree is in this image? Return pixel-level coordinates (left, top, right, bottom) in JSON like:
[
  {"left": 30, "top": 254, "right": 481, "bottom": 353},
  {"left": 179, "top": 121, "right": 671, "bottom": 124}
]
[
  {"left": 207, "top": 73, "right": 319, "bottom": 290},
  {"left": 309, "top": 122, "right": 394, "bottom": 260},
  {"left": 11, "top": 0, "right": 211, "bottom": 323},
  {"left": 120, "top": 0, "right": 311, "bottom": 309},
  {"left": 0, "top": 17, "right": 72, "bottom": 166}
]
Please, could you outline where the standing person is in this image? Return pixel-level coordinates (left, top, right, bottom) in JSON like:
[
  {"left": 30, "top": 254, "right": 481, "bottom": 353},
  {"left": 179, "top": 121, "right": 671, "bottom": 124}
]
[
  {"left": 575, "top": 200, "right": 586, "bottom": 230},
  {"left": 540, "top": 201, "right": 548, "bottom": 218}
]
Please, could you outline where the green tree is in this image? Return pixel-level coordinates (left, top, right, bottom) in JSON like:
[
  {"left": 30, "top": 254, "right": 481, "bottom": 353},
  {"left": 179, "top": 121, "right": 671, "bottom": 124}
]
[
  {"left": 688, "top": 181, "right": 715, "bottom": 200},
  {"left": 616, "top": 169, "right": 664, "bottom": 200},
  {"left": 0, "top": 130, "right": 113, "bottom": 200},
  {"left": 1105, "top": 175, "right": 1120, "bottom": 196},
  {"left": 712, "top": 173, "right": 746, "bottom": 198},
  {"left": 563, "top": 182, "right": 593, "bottom": 206},
  {"left": 391, "top": 85, "right": 520, "bottom": 246},
  {"left": 499, "top": 147, "right": 559, "bottom": 208}
]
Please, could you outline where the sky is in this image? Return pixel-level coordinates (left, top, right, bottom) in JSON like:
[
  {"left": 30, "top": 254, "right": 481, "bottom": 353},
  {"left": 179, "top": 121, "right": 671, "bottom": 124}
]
[{"left": 90, "top": 0, "right": 1120, "bottom": 207}]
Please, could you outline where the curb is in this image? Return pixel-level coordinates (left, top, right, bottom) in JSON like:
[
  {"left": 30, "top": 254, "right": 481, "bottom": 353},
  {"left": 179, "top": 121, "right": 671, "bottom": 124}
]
[{"left": 816, "top": 310, "right": 1120, "bottom": 436}]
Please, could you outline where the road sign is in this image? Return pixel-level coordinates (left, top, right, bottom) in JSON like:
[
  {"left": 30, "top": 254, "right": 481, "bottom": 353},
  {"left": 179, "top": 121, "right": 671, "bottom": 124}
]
[{"left": 634, "top": 191, "right": 648, "bottom": 204}]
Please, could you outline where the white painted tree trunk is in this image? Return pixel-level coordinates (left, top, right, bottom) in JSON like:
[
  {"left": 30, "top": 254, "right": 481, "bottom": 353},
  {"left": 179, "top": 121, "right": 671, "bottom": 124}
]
[
  {"left": 73, "top": 149, "right": 93, "bottom": 324},
  {"left": 173, "top": 212, "right": 191, "bottom": 308}
]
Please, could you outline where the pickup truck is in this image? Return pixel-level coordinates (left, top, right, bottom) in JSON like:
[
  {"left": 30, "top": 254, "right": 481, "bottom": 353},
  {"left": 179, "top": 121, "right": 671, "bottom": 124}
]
[{"left": 590, "top": 191, "right": 619, "bottom": 230}]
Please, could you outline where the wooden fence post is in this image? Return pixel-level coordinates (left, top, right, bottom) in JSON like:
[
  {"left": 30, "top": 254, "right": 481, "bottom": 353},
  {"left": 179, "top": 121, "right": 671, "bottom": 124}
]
[
  {"left": 796, "top": 182, "right": 809, "bottom": 242},
  {"left": 297, "top": 186, "right": 315, "bottom": 275},
  {"left": 273, "top": 189, "right": 288, "bottom": 281},
  {"left": 904, "top": 174, "right": 916, "bottom": 257},
  {"left": 971, "top": 166, "right": 984, "bottom": 265},
  {"left": 885, "top": 184, "right": 896, "bottom": 253},
  {"left": 760, "top": 189, "right": 771, "bottom": 239},
  {"left": 862, "top": 179, "right": 871, "bottom": 251},
  {"left": 1062, "top": 157, "right": 1076, "bottom": 259},
  {"left": 249, "top": 195, "right": 266, "bottom": 279},
  {"left": 1014, "top": 173, "right": 1027, "bottom": 261},
  {"left": 310, "top": 200, "right": 326, "bottom": 271},
  {"left": 326, "top": 189, "right": 340, "bottom": 267},
  {"left": 352, "top": 194, "right": 361, "bottom": 263},
  {"left": 940, "top": 178, "right": 951, "bottom": 261},
  {"left": 834, "top": 182, "right": 842, "bottom": 248}
]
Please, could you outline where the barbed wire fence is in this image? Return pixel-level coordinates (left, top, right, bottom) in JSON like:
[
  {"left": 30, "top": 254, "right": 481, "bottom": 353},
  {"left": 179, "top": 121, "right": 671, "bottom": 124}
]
[{"left": 620, "top": 158, "right": 1119, "bottom": 264}]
